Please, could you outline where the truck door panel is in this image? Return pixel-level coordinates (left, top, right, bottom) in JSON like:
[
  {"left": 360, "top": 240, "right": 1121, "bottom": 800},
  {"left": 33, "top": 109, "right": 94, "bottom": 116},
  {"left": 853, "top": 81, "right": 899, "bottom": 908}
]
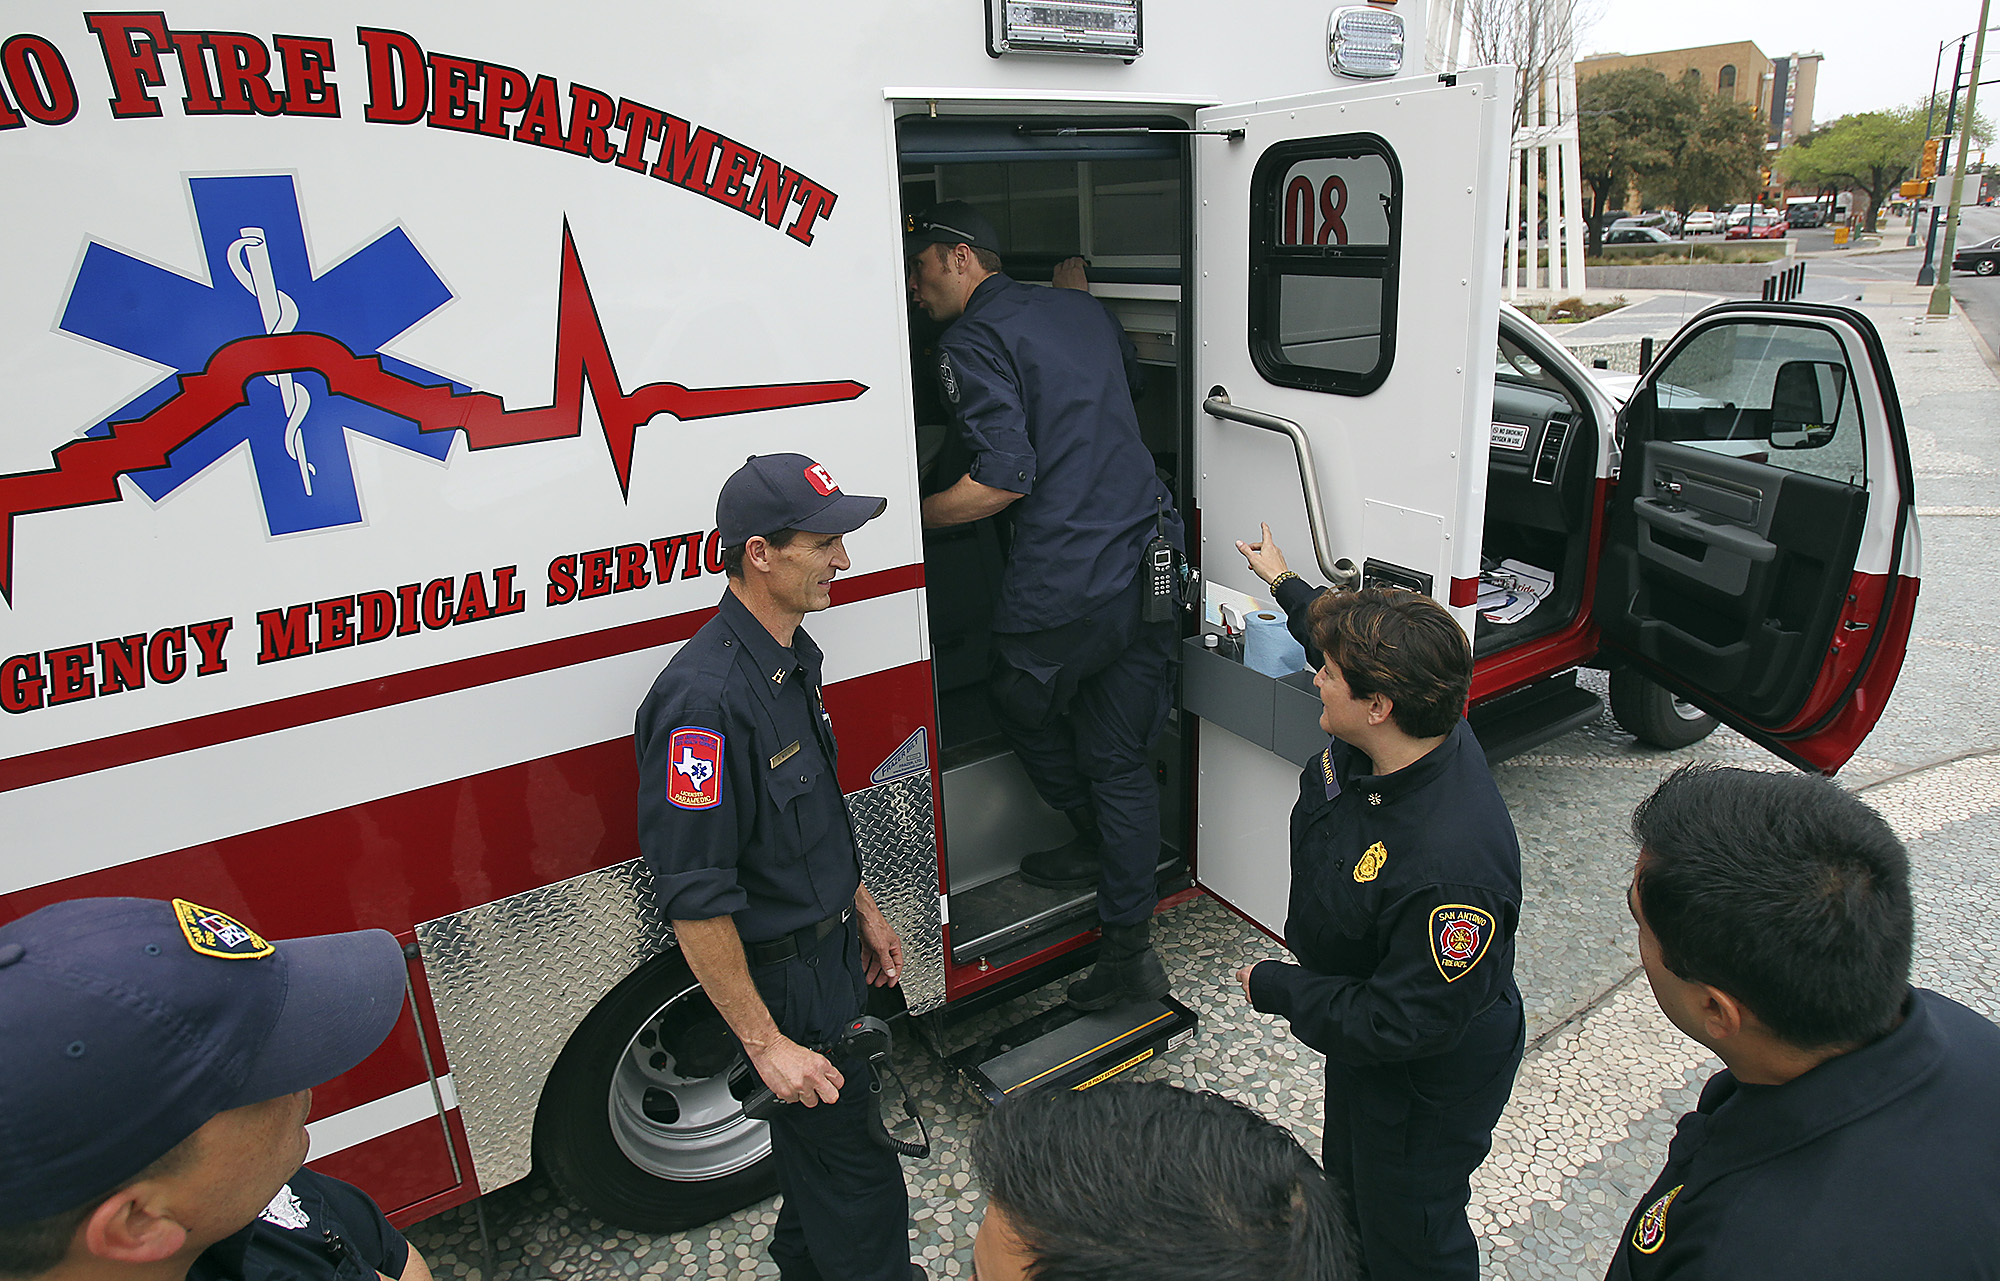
[{"left": 1597, "top": 304, "right": 1920, "bottom": 772}]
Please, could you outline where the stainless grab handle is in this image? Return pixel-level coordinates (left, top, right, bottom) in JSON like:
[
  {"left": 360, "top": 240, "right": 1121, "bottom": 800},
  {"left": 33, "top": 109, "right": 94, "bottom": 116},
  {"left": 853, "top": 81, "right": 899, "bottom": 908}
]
[{"left": 1203, "top": 390, "right": 1359, "bottom": 588}]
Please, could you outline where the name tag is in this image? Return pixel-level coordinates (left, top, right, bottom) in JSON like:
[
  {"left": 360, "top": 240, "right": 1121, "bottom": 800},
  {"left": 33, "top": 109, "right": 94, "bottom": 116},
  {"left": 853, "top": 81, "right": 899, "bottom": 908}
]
[{"left": 769, "top": 741, "right": 801, "bottom": 770}]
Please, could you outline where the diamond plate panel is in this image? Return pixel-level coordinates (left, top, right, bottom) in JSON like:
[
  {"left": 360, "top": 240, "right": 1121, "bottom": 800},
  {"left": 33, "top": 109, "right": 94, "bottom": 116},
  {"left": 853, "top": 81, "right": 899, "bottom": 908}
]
[
  {"left": 849, "top": 771, "right": 946, "bottom": 1016},
  {"left": 415, "top": 775, "right": 943, "bottom": 1192},
  {"left": 416, "top": 860, "right": 673, "bottom": 1189}
]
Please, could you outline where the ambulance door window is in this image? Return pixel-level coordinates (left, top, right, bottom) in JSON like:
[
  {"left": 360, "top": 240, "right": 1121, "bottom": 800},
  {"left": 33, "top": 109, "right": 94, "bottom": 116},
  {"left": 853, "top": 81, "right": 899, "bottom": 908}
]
[{"left": 1248, "top": 137, "right": 1400, "bottom": 395}]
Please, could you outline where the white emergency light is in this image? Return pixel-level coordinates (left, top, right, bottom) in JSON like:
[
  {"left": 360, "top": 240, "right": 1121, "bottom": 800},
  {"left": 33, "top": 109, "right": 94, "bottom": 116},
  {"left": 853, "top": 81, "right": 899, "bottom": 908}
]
[
  {"left": 986, "top": 0, "right": 1143, "bottom": 60},
  {"left": 1328, "top": 6, "right": 1404, "bottom": 79}
]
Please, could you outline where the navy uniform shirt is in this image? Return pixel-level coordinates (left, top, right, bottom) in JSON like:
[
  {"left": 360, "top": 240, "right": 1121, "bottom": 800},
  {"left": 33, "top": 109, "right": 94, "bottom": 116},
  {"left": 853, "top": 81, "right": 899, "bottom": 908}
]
[
  {"left": 1607, "top": 988, "right": 2000, "bottom": 1280},
  {"left": 1248, "top": 719, "right": 1523, "bottom": 1068},
  {"left": 935, "top": 273, "right": 1180, "bottom": 632},
  {"left": 188, "top": 1168, "right": 409, "bottom": 1281},
  {"left": 635, "top": 589, "right": 861, "bottom": 941}
]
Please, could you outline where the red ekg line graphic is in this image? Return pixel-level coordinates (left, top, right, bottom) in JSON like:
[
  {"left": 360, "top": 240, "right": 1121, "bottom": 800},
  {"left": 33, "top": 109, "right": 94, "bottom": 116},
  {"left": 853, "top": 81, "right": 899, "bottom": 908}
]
[{"left": 0, "top": 224, "right": 866, "bottom": 602}]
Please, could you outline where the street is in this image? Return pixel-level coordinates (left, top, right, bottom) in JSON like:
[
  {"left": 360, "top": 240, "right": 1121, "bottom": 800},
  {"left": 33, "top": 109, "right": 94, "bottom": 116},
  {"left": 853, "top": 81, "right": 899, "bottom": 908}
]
[{"left": 404, "top": 232, "right": 2000, "bottom": 1281}]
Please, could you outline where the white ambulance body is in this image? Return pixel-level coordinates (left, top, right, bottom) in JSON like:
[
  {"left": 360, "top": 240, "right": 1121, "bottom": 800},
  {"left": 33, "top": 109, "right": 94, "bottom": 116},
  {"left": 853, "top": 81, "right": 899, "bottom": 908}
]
[{"left": 0, "top": 0, "right": 1917, "bottom": 1230}]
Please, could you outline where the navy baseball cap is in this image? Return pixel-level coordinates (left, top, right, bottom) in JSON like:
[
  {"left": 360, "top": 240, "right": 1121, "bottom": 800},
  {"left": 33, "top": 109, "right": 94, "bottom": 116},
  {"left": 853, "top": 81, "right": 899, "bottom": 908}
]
[
  {"left": 717, "top": 453, "right": 886, "bottom": 546},
  {"left": 0, "top": 897, "right": 407, "bottom": 1224},
  {"left": 905, "top": 201, "right": 1003, "bottom": 257}
]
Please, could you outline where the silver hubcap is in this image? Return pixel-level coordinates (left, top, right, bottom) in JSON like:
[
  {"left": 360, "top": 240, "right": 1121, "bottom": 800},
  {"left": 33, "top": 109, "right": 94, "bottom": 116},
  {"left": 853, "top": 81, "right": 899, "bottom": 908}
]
[
  {"left": 607, "top": 981, "right": 770, "bottom": 1181},
  {"left": 1670, "top": 696, "right": 1709, "bottom": 723}
]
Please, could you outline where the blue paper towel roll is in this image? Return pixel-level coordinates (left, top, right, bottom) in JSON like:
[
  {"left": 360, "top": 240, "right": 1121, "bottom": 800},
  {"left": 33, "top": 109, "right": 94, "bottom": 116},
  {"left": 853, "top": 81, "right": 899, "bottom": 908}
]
[{"left": 1243, "top": 610, "right": 1307, "bottom": 677}]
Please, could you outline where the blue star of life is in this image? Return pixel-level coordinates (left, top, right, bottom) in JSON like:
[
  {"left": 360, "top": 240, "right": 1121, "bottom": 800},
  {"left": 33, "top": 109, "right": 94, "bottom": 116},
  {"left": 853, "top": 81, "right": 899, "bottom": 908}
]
[{"left": 60, "top": 174, "right": 461, "bottom": 536}]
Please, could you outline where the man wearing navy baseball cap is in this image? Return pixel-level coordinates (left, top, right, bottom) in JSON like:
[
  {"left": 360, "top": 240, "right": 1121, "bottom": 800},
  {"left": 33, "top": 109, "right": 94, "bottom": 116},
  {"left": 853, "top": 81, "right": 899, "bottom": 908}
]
[
  {"left": 0, "top": 897, "right": 426, "bottom": 1281},
  {"left": 634, "top": 454, "right": 923, "bottom": 1279}
]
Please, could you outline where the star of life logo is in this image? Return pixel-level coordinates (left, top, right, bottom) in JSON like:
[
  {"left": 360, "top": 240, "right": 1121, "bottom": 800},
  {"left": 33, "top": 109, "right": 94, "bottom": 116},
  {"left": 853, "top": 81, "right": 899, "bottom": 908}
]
[
  {"left": 667, "top": 726, "right": 724, "bottom": 810},
  {"left": 0, "top": 172, "right": 869, "bottom": 604},
  {"left": 62, "top": 174, "right": 460, "bottom": 537}
]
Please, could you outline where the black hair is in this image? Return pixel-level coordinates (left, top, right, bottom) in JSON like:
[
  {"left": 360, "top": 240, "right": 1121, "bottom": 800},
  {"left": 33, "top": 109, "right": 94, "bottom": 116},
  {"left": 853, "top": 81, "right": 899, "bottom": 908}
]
[
  {"left": 0, "top": 1136, "right": 197, "bottom": 1278},
  {"left": 1632, "top": 763, "right": 1913, "bottom": 1049},
  {"left": 1306, "top": 588, "right": 1472, "bottom": 739},
  {"left": 720, "top": 527, "right": 800, "bottom": 580},
  {"left": 971, "top": 1081, "right": 1351, "bottom": 1281}
]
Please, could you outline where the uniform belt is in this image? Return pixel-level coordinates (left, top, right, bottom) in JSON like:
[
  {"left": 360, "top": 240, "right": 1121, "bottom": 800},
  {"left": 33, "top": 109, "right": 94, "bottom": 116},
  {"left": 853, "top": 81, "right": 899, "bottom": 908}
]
[{"left": 745, "top": 907, "right": 852, "bottom": 966}]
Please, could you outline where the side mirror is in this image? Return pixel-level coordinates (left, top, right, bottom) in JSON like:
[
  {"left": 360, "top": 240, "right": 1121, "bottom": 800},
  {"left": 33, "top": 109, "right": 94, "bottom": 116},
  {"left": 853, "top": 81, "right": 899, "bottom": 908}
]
[{"left": 1768, "top": 360, "right": 1845, "bottom": 450}]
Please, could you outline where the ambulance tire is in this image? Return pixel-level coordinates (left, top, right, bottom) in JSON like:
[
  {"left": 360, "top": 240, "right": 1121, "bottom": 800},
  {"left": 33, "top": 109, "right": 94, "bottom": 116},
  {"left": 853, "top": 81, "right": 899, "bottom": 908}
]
[
  {"left": 533, "top": 949, "right": 776, "bottom": 1231},
  {"left": 1609, "top": 668, "right": 1718, "bottom": 750}
]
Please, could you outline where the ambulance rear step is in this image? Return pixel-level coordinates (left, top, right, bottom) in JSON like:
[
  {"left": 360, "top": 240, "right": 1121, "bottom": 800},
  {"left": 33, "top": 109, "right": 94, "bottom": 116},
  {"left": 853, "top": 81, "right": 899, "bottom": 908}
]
[
  {"left": 1466, "top": 669, "right": 1602, "bottom": 764},
  {"left": 949, "top": 995, "right": 1199, "bottom": 1104}
]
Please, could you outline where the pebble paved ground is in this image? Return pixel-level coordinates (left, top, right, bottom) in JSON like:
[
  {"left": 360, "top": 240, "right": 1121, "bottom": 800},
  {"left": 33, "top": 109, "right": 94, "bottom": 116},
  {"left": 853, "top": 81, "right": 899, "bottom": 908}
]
[{"left": 406, "top": 285, "right": 2000, "bottom": 1278}]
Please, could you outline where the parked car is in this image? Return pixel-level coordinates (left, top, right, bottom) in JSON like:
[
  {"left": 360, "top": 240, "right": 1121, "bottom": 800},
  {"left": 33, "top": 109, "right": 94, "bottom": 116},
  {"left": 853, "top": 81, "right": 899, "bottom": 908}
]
[
  {"left": 1726, "top": 214, "right": 1788, "bottom": 240},
  {"left": 1786, "top": 203, "right": 1829, "bottom": 229},
  {"left": 1683, "top": 210, "right": 1723, "bottom": 235},
  {"left": 1953, "top": 235, "right": 2000, "bottom": 276},
  {"left": 1613, "top": 212, "right": 1679, "bottom": 236},
  {"left": 1725, "top": 203, "right": 1759, "bottom": 229},
  {"left": 1594, "top": 208, "right": 1631, "bottom": 230},
  {"left": 1604, "top": 226, "right": 1676, "bottom": 245}
]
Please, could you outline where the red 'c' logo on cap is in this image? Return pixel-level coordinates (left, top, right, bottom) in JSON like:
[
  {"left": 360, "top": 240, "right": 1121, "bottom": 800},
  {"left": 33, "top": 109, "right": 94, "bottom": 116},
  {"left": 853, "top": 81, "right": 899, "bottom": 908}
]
[{"left": 804, "top": 464, "right": 838, "bottom": 496}]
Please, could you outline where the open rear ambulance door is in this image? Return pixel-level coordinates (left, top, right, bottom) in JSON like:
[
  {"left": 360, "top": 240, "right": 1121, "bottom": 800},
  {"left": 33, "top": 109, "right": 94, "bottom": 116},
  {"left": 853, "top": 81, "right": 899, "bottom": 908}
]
[
  {"left": 1595, "top": 301, "right": 1921, "bottom": 774},
  {"left": 1187, "top": 68, "right": 1514, "bottom": 936}
]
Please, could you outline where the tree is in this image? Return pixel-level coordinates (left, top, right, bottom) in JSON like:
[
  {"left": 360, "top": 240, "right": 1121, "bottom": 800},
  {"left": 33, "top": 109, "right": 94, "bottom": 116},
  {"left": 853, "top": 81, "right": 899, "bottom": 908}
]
[
  {"left": 1635, "top": 86, "right": 1767, "bottom": 218},
  {"left": 1455, "top": 0, "right": 1597, "bottom": 130},
  {"left": 1576, "top": 67, "right": 1679, "bottom": 253},
  {"left": 1776, "top": 109, "right": 1925, "bottom": 232}
]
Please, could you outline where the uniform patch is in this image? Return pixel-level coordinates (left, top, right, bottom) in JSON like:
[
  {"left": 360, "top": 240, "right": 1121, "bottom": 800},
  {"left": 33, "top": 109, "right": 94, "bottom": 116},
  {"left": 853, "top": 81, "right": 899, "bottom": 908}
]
[
  {"left": 1429, "top": 904, "right": 1496, "bottom": 981},
  {"left": 260, "top": 1184, "right": 310, "bottom": 1230},
  {"left": 804, "top": 463, "right": 838, "bottom": 496},
  {"left": 1321, "top": 745, "right": 1342, "bottom": 800},
  {"left": 667, "top": 727, "right": 725, "bottom": 810},
  {"left": 1631, "top": 1184, "right": 1682, "bottom": 1255},
  {"left": 172, "top": 899, "right": 274, "bottom": 959},
  {"left": 1354, "top": 841, "right": 1387, "bottom": 882},
  {"left": 938, "top": 352, "right": 961, "bottom": 404}
]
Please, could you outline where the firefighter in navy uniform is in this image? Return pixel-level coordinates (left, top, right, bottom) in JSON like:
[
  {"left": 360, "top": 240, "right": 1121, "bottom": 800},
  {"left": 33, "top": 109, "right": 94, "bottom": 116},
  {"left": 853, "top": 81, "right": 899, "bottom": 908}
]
[
  {"left": 1608, "top": 765, "right": 2000, "bottom": 1281},
  {"left": 1234, "top": 534, "right": 1524, "bottom": 1281},
  {"left": 634, "top": 453, "right": 921, "bottom": 1281},
  {"left": 906, "top": 201, "right": 1183, "bottom": 1009}
]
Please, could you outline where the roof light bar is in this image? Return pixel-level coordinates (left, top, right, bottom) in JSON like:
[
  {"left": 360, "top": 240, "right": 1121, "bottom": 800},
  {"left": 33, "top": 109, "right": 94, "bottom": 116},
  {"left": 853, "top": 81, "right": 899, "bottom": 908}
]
[{"left": 987, "top": 0, "right": 1143, "bottom": 61}]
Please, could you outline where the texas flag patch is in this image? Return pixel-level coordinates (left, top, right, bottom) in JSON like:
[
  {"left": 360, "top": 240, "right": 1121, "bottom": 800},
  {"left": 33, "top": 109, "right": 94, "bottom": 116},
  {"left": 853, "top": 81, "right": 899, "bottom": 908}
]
[{"left": 667, "top": 727, "right": 725, "bottom": 810}]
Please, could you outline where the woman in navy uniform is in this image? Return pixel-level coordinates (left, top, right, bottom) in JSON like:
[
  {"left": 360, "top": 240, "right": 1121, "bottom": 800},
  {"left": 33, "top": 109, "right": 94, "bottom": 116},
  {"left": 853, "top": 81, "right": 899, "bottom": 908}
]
[{"left": 1235, "top": 528, "right": 1523, "bottom": 1281}]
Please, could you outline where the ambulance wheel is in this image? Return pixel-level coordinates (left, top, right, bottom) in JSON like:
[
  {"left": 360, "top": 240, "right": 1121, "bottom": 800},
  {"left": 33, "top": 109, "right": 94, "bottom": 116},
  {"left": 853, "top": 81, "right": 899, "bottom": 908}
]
[
  {"left": 1609, "top": 669, "right": 1718, "bottom": 750},
  {"left": 533, "top": 949, "right": 776, "bottom": 1231}
]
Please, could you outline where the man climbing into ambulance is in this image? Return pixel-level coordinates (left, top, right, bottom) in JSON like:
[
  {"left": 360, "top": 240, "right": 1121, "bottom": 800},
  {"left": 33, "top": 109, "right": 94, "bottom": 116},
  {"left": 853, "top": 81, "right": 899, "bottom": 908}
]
[{"left": 907, "top": 201, "right": 1183, "bottom": 1008}]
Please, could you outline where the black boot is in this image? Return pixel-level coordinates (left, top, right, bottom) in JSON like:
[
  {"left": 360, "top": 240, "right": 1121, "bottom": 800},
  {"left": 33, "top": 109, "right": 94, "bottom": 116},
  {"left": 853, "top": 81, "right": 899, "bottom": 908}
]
[
  {"left": 1020, "top": 807, "right": 1102, "bottom": 890},
  {"left": 1066, "top": 920, "right": 1171, "bottom": 1010}
]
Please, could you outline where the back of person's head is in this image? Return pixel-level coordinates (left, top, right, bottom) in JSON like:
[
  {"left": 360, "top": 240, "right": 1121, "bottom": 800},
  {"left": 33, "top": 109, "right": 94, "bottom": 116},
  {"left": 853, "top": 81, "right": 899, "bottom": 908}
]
[
  {"left": 1306, "top": 587, "right": 1471, "bottom": 739},
  {"left": 1632, "top": 764, "right": 1913, "bottom": 1049},
  {"left": 970, "top": 1081, "right": 1350, "bottom": 1281},
  {"left": 0, "top": 898, "right": 407, "bottom": 1278}
]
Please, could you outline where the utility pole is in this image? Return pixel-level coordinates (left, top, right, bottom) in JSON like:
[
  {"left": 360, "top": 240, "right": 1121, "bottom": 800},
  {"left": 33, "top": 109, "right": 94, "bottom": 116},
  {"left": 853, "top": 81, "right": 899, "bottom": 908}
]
[
  {"left": 1919, "top": 35, "right": 1968, "bottom": 286},
  {"left": 1932, "top": 0, "right": 1991, "bottom": 315}
]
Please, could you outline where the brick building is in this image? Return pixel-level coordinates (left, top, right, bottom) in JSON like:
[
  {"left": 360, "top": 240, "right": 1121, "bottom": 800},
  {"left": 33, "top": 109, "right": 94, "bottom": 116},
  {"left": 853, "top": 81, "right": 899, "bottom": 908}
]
[{"left": 1577, "top": 42, "right": 1823, "bottom": 150}]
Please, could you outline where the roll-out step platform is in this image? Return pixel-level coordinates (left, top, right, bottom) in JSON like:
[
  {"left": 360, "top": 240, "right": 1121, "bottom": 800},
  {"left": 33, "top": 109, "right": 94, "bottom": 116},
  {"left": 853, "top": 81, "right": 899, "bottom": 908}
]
[{"left": 949, "top": 995, "right": 1199, "bottom": 1104}]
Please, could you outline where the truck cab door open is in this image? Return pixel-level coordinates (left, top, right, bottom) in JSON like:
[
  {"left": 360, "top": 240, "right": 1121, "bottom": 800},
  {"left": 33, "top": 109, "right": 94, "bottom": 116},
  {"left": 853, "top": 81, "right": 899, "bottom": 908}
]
[
  {"left": 1185, "top": 71, "right": 1513, "bottom": 936},
  {"left": 1596, "top": 302, "right": 1921, "bottom": 774}
]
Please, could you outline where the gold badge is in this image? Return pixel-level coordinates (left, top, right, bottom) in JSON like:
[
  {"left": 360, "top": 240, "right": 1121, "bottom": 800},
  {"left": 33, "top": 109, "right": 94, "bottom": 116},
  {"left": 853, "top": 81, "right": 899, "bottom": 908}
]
[
  {"left": 1429, "top": 904, "right": 1496, "bottom": 982},
  {"left": 1353, "top": 842, "right": 1387, "bottom": 883},
  {"left": 1631, "top": 1184, "right": 1682, "bottom": 1255},
  {"left": 769, "top": 741, "right": 801, "bottom": 769},
  {"left": 172, "top": 899, "right": 274, "bottom": 960}
]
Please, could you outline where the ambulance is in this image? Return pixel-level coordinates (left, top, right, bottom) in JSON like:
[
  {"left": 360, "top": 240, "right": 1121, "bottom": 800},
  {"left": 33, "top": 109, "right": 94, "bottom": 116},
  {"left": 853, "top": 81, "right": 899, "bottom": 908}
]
[{"left": 0, "top": 0, "right": 1918, "bottom": 1233}]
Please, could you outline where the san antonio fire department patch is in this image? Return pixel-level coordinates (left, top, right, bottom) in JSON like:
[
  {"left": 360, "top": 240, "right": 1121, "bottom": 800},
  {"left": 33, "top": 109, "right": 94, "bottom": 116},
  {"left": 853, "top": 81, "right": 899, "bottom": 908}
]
[
  {"left": 1631, "top": 1184, "right": 1683, "bottom": 1255},
  {"left": 172, "top": 899, "right": 273, "bottom": 959},
  {"left": 1429, "top": 904, "right": 1495, "bottom": 981},
  {"left": 1353, "top": 841, "right": 1386, "bottom": 883},
  {"left": 667, "top": 727, "right": 725, "bottom": 810}
]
